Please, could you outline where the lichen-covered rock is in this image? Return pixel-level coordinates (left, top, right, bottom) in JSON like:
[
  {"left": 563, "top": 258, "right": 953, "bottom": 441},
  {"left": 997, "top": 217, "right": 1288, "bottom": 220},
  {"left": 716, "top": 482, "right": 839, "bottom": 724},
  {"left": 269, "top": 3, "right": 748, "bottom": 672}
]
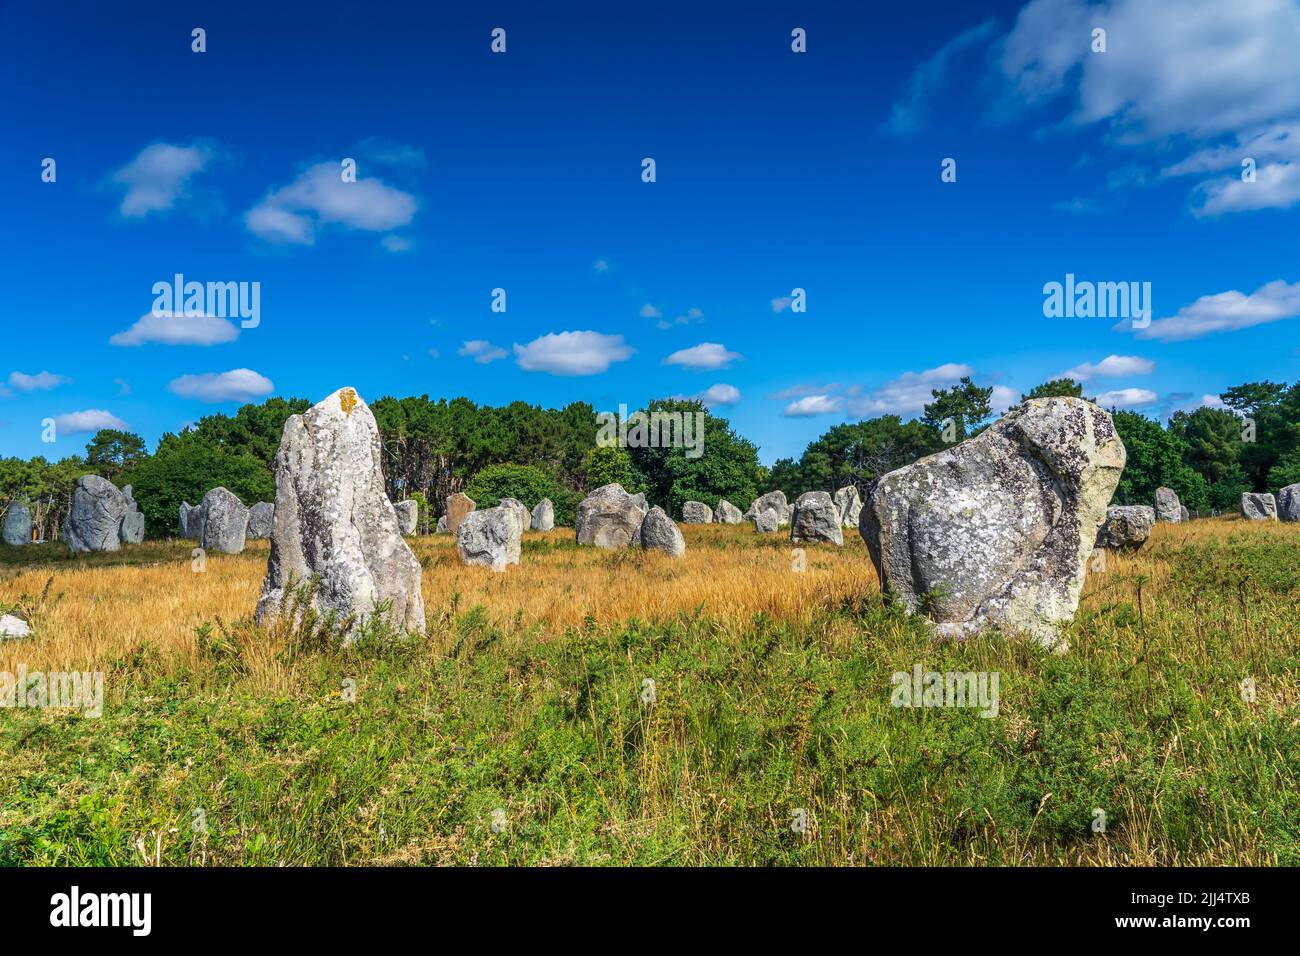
[
  {"left": 179, "top": 502, "right": 202, "bottom": 539},
  {"left": 833, "top": 486, "right": 862, "bottom": 529},
  {"left": 575, "top": 483, "right": 649, "bottom": 549},
  {"left": 393, "top": 500, "right": 418, "bottom": 535},
  {"left": 1154, "top": 486, "right": 1182, "bottom": 523},
  {"left": 63, "top": 475, "right": 128, "bottom": 552},
  {"left": 457, "top": 505, "right": 523, "bottom": 571},
  {"left": 861, "top": 398, "right": 1125, "bottom": 648},
  {"left": 714, "top": 499, "right": 743, "bottom": 524},
  {"left": 1180, "top": 505, "right": 1190, "bottom": 522},
  {"left": 791, "top": 491, "right": 844, "bottom": 545},
  {"left": 682, "top": 501, "right": 713, "bottom": 524},
  {"left": 120, "top": 510, "right": 145, "bottom": 544},
  {"left": 1095, "top": 505, "right": 1155, "bottom": 549},
  {"left": 247, "top": 501, "right": 274, "bottom": 539},
  {"left": 1279, "top": 484, "right": 1300, "bottom": 522},
  {"left": 3, "top": 502, "right": 31, "bottom": 546},
  {"left": 445, "top": 493, "right": 475, "bottom": 537},
  {"left": 200, "top": 487, "right": 249, "bottom": 554},
  {"left": 753, "top": 507, "right": 779, "bottom": 533},
  {"left": 256, "top": 387, "right": 425, "bottom": 636},
  {"left": 499, "top": 497, "right": 532, "bottom": 532},
  {"left": 1240, "top": 492, "right": 1277, "bottom": 520},
  {"left": 531, "top": 498, "right": 554, "bottom": 531},
  {"left": 638, "top": 506, "right": 685, "bottom": 557},
  {"left": 746, "top": 491, "right": 789, "bottom": 526},
  {"left": 435, "top": 514, "right": 448, "bottom": 533}
]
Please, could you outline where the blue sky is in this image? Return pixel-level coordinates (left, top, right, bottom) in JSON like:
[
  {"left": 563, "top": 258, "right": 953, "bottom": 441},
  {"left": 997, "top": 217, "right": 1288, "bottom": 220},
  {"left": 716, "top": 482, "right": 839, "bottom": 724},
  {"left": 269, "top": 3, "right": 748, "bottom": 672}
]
[{"left": 3, "top": 0, "right": 1299, "bottom": 464}]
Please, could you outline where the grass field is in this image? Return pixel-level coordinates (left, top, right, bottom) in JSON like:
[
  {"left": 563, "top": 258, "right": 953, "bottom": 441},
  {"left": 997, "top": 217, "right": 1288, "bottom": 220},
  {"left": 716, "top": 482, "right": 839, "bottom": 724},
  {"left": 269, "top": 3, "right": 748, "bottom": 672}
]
[{"left": 0, "top": 519, "right": 1296, "bottom": 866}]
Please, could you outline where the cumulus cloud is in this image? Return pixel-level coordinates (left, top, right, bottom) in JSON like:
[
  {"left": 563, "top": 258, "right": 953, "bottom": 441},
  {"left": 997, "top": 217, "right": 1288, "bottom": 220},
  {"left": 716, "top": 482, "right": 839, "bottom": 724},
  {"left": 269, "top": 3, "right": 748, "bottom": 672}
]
[
  {"left": 887, "top": 19, "right": 998, "bottom": 136},
  {"left": 54, "top": 409, "right": 127, "bottom": 434},
  {"left": 1094, "top": 387, "right": 1159, "bottom": 409},
  {"left": 167, "top": 368, "right": 274, "bottom": 403},
  {"left": 244, "top": 161, "right": 418, "bottom": 244},
  {"left": 694, "top": 383, "right": 740, "bottom": 407},
  {"left": 8, "top": 371, "right": 71, "bottom": 392},
  {"left": 513, "top": 331, "right": 634, "bottom": 376},
  {"left": 110, "top": 142, "right": 217, "bottom": 218},
  {"left": 845, "top": 363, "right": 977, "bottom": 418},
  {"left": 109, "top": 311, "right": 241, "bottom": 347},
  {"left": 1124, "top": 279, "right": 1300, "bottom": 342},
  {"left": 458, "top": 340, "right": 508, "bottom": 364},
  {"left": 1061, "top": 355, "right": 1155, "bottom": 380},
  {"left": 767, "top": 382, "right": 840, "bottom": 401},
  {"left": 784, "top": 394, "right": 843, "bottom": 417},
  {"left": 380, "top": 235, "right": 413, "bottom": 253},
  {"left": 664, "top": 342, "right": 741, "bottom": 370},
  {"left": 639, "top": 303, "right": 662, "bottom": 319}
]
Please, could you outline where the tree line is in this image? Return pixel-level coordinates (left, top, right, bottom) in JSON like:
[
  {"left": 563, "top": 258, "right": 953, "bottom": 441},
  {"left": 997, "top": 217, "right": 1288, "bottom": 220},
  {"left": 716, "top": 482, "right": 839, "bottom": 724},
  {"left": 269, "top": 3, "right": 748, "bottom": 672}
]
[{"left": 1, "top": 378, "right": 1296, "bottom": 541}]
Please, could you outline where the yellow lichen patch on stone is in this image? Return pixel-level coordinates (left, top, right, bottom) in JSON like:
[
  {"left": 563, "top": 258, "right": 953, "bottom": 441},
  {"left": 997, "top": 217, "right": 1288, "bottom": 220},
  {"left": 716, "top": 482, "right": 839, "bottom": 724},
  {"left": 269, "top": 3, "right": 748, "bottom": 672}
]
[{"left": 339, "top": 388, "right": 358, "bottom": 416}]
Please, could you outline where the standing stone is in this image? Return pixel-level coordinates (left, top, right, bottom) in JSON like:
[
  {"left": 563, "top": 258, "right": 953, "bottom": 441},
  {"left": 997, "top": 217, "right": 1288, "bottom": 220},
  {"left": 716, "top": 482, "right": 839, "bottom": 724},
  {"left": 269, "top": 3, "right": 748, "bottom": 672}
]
[
  {"left": 753, "top": 507, "right": 779, "bottom": 533},
  {"left": 247, "top": 501, "right": 275, "bottom": 539},
  {"left": 1240, "top": 492, "right": 1278, "bottom": 521},
  {"left": 393, "top": 500, "right": 419, "bottom": 535},
  {"left": 0, "top": 614, "right": 32, "bottom": 640},
  {"left": 498, "top": 497, "right": 532, "bottom": 532},
  {"left": 638, "top": 506, "right": 686, "bottom": 557},
  {"left": 3, "top": 502, "right": 31, "bottom": 546},
  {"left": 1095, "top": 505, "right": 1155, "bottom": 549},
  {"left": 256, "top": 387, "right": 425, "bottom": 635},
  {"left": 791, "top": 491, "right": 844, "bottom": 545},
  {"left": 1180, "top": 505, "right": 1190, "bottom": 522},
  {"left": 457, "top": 505, "right": 523, "bottom": 571},
  {"left": 179, "top": 502, "right": 202, "bottom": 539},
  {"left": 714, "top": 499, "right": 743, "bottom": 524},
  {"left": 833, "top": 486, "right": 862, "bottom": 529},
  {"left": 746, "top": 491, "right": 789, "bottom": 526},
  {"left": 435, "top": 514, "right": 448, "bottom": 533},
  {"left": 682, "top": 501, "right": 713, "bottom": 524},
  {"left": 1278, "top": 483, "right": 1300, "bottom": 522},
  {"left": 531, "top": 498, "right": 555, "bottom": 531},
  {"left": 1154, "top": 487, "right": 1182, "bottom": 523},
  {"left": 120, "top": 510, "right": 145, "bottom": 544},
  {"left": 446, "top": 492, "right": 476, "bottom": 538},
  {"left": 200, "top": 488, "right": 249, "bottom": 554},
  {"left": 575, "top": 483, "right": 650, "bottom": 549},
  {"left": 63, "top": 475, "right": 128, "bottom": 553},
  {"left": 861, "top": 398, "right": 1125, "bottom": 648}
]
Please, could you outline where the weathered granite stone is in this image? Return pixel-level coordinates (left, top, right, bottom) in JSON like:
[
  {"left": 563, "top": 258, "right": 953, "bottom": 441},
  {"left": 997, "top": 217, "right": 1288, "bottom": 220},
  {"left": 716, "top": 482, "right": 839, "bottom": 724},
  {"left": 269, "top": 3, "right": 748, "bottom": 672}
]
[
  {"left": 1240, "top": 492, "right": 1278, "bottom": 521},
  {"left": 393, "top": 499, "right": 418, "bottom": 535},
  {"left": 530, "top": 498, "right": 554, "bottom": 531},
  {"left": 1095, "top": 505, "right": 1155, "bottom": 549},
  {"left": 791, "top": 491, "right": 844, "bottom": 545},
  {"left": 714, "top": 499, "right": 743, "bottom": 524},
  {"left": 200, "top": 487, "right": 249, "bottom": 554},
  {"left": 247, "top": 501, "right": 274, "bottom": 539},
  {"left": 63, "top": 475, "right": 128, "bottom": 553},
  {"left": 0, "top": 614, "right": 32, "bottom": 640},
  {"left": 746, "top": 491, "right": 790, "bottom": 526},
  {"left": 1278, "top": 483, "right": 1300, "bottom": 522},
  {"left": 457, "top": 504, "right": 523, "bottom": 571},
  {"left": 499, "top": 497, "right": 532, "bottom": 532},
  {"left": 180, "top": 502, "right": 202, "bottom": 539},
  {"left": 682, "top": 501, "right": 713, "bottom": 524},
  {"left": 575, "top": 483, "right": 649, "bottom": 549},
  {"left": 436, "top": 514, "right": 448, "bottom": 533},
  {"left": 833, "top": 486, "right": 862, "bottom": 529},
  {"left": 1155, "top": 486, "right": 1182, "bottom": 523},
  {"left": 446, "top": 492, "right": 475, "bottom": 538},
  {"left": 120, "top": 510, "right": 145, "bottom": 544},
  {"left": 753, "top": 507, "right": 779, "bottom": 533},
  {"left": 638, "top": 506, "right": 685, "bottom": 557},
  {"left": 3, "top": 501, "right": 31, "bottom": 546}
]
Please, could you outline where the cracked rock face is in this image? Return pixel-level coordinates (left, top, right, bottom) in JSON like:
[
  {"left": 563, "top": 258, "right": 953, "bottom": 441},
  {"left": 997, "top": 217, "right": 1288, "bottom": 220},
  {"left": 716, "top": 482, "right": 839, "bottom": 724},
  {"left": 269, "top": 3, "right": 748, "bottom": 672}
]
[
  {"left": 714, "top": 499, "right": 743, "bottom": 524},
  {"left": 638, "top": 505, "right": 685, "bottom": 557},
  {"left": 63, "top": 475, "right": 127, "bottom": 553},
  {"left": 247, "top": 501, "right": 275, "bottom": 539},
  {"left": 746, "top": 491, "right": 789, "bottom": 526},
  {"left": 860, "top": 398, "right": 1125, "bottom": 648},
  {"left": 530, "top": 498, "right": 554, "bottom": 531},
  {"left": 1279, "top": 484, "right": 1300, "bottom": 522},
  {"left": 457, "top": 504, "right": 523, "bottom": 571},
  {"left": 256, "top": 387, "right": 425, "bottom": 637},
  {"left": 833, "top": 486, "right": 862, "bottom": 529},
  {"left": 1240, "top": 492, "right": 1277, "bottom": 521},
  {"left": 200, "top": 487, "right": 249, "bottom": 555},
  {"left": 1154, "top": 486, "right": 1182, "bottom": 523},
  {"left": 3, "top": 501, "right": 31, "bottom": 546},
  {"left": 791, "top": 491, "right": 843, "bottom": 545},
  {"left": 393, "top": 500, "right": 418, "bottom": 535},
  {"left": 1095, "top": 505, "right": 1155, "bottom": 549},
  {"left": 682, "top": 501, "right": 713, "bottom": 524},
  {"left": 445, "top": 493, "right": 475, "bottom": 538},
  {"left": 120, "top": 510, "right": 145, "bottom": 545},
  {"left": 575, "top": 483, "right": 648, "bottom": 549},
  {"left": 753, "top": 507, "right": 779, "bottom": 533}
]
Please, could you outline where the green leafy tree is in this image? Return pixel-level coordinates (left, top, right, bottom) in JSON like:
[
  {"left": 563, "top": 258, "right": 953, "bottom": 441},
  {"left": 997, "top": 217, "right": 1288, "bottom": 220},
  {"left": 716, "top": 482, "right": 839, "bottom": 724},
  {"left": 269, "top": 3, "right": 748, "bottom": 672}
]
[
  {"left": 1021, "top": 378, "right": 1089, "bottom": 401},
  {"left": 84, "top": 429, "right": 147, "bottom": 481},
  {"left": 582, "top": 445, "right": 645, "bottom": 494},
  {"left": 1112, "top": 411, "right": 1208, "bottom": 511},
  {"left": 923, "top": 377, "right": 994, "bottom": 439}
]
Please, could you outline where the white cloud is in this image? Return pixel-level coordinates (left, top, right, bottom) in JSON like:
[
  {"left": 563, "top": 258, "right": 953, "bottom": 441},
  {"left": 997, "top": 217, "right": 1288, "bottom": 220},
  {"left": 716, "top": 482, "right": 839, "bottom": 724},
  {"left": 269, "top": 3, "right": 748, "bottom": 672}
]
[
  {"left": 664, "top": 342, "right": 741, "bottom": 370},
  {"left": 990, "top": 385, "right": 1018, "bottom": 412},
  {"left": 54, "top": 409, "right": 127, "bottom": 434},
  {"left": 513, "top": 331, "right": 634, "bottom": 376},
  {"left": 695, "top": 383, "right": 740, "bottom": 407},
  {"left": 887, "top": 19, "right": 999, "bottom": 136},
  {"left": 1126, "top": 279, "right": 1300, "bottom": 342},
  {"left": 639, "top": 303, "right": 662, "bottom": 318},
  {"left": 8, "top": 371, "right": 71, "bottom": 392},
  {"left": 767, "top": 382, "right": 840, "bottom": 401},
  {"left": 458, "top": 340, "right": 508, "bottom": 364},
  {"left": 109, "top": 311, "right": 240, "bottom": 347},
  {"left": 380, "top": 235, "right": 413, "bottom": 253},
  {"left": 244, "top": 162, "right": 418, "bottom": 244},
  {"left": 592, "top": 259, "right": 611, "bottom": 273},
  {"left": 1094, "top": 387, "right": 1159, "bottom": 409},
  {"left": 784, "top": 394, "right": 844, "bottom": 417},
  {"left": 1061, "top": 354, "right": 1155, "bottom": 380},
  {"left": 845, "top": 362, "right": 976, "bottom": 417},
  {"left": 111, "top": 142, "right": 215, "bottom": 218},
  {"left": 167, "top": 368, "right": 275, "bottom": 403}
]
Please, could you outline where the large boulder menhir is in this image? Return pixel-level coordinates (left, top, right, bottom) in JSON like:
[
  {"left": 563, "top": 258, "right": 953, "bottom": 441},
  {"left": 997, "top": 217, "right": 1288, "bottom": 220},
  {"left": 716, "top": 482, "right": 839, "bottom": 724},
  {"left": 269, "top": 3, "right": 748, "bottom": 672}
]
[
  {"left": 435, "top": 514, "right": 448, "bottom": 533},
  {"left": 200, "top": 487, "right": 249, "bottom": 554},
  {"left": 1095, "top": 505, "right": 1155, "bottom": 549},
  {"left": 445, "top": 492, "right": 475, "bottom": 538},
  {"left": 714, "top": 499, "right": 743, "bottom": 524},
  {"left": 791, "top": 491, "right": 844, "bottom": 545},
  {"left": 256, "top": 387, "right": 425, "bottom": 636},
  {"left": 247, "top": 501, "right": 274, "bottom": 539},
  {"left": 120, "top": 510, "right": 145, "bottom": 545},
  {"left": 833, "top": 486, "right": 862, "bottom": 529},
  {"left": 531, "top": 498, "right": 554, "bottom": 531},
  {"left": 861, "top": 397, "right": 1125, "bottom": 648},
  {"left": 753, "top": 507, "right": 779, "bottom": 533},
  {"left": 393, "top": 500, "right": 418, "bottom": 535},
  {"left": 682, "top": 501, "right": 713, "bottom": 524},
  {"left": 1154, "top": 486, "right": 1182, "bottom": 523},
  {"left": 1240, "top": 492, "right": 1278, "bottom": 521},
  {"left": 179, "top": 502, "right": 202, "bottom": 539},
  {"left": 3, "top": 502, "right": 31, "bottom": 546},
  {"left": 63, "top": 475, "right": 128, "bottom": 553},
  {"left": 1279, "top": 484, "right": 1300, "bottom": 522},
  {"left": 575, "top": 483, "right": 649, "bottom": 549},
  {"left": 457, "top": 505, "right": 524, "bottom": 571},
  {"left": 499, "top": 497, "right": 532, "bottom": 533},
  {"left": 638, "top": 506, "right": 686, "bottom": 557},
  {"left": 746, "top": 491, "right": 789, "bottom": 526}
]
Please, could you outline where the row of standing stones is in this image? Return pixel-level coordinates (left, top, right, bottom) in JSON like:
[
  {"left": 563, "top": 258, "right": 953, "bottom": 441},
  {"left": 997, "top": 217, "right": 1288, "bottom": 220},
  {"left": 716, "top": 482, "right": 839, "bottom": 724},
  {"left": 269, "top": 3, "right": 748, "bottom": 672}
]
[{"left": 9, "top": 388, "right": 1300, "bottom": 650}]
